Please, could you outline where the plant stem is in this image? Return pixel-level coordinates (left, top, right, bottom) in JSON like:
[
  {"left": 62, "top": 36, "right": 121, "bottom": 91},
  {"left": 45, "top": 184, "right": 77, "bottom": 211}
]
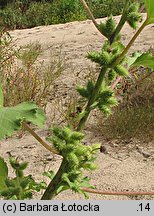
[
  {"left": 41, "top": 159, "right": 66, "bottom": 200},
  {"left": 76, "top": 19, "right": 148, "bottom": 132},
  {"left": 80, "top": 0, "right": 97, "bottom": 27},
  {"left": 16, "top": 176, "right": 22, "bottom": 200},
  {"left": 82, "top": 187, "right": 154, "bottom": 196},
  {"left": 41, "top": 4, "right": 148, "bottom": 201},
  {"left": 41, "top": 68, "right": 107, "bottom": 200},
  {"left": 80, "top": 0, "right": 107, "bottom": 38},
  {"left": 109, "top": 18, "right": 148, "bottom": 92},
  {"left": 22, "top": 122, "right": 59, "bottom": 155},
  {"left": 109, "top": 0, "right": 129, "bottom": 44},
  {"left": 77, "top": 67, "right": 107, "bottom": 131},
  {"left": 113, "top": 19, "right": 148, "bottom": 66}
]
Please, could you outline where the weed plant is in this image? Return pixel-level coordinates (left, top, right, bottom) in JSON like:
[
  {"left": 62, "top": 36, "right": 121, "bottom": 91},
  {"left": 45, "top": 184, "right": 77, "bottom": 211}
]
[
  {"left": 0, "top": 0, "right": 154, "bottom": 200},
  {"left": 0, "top": 33, "right": 64, "bottom": 109}
]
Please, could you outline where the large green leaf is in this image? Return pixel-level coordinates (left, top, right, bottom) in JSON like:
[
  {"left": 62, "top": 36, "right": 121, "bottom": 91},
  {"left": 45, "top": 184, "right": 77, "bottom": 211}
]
[
  {"left": 0, "top": 102, "right": 45, "bottom": 140},
  {"left": 0, "top": 157, "right": 8, "bottom": 191},
  {"left": 11, "top": 102, "right": 45, "bottom": 127},
  {"left": 144, "top": 0, "right": 154, "bottom": 24},
  {"left": 131, "top": 53, "right": 154, "bottom": 70}
]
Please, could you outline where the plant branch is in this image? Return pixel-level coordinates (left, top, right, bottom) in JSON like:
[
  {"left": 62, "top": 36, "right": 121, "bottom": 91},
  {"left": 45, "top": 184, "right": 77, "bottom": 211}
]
[
  {"left": 82, "top": 187, "right": 154, "bottom": 196},
  {"left": 77, "top": 4, "right": 148, "bottom": 132},
  {"left": 110, "top": 18, "right": 148, "bottom": 91},
  {"left": 110, "top": 76, "right": 122, "bottom": 90},
  {"left": 22, "top": 121, "right": 59, "bottom": 155},
  {"left": 80, "top": 0, "right": 107, "bottom": 38},
  {"left": 77, "top": 67, "right": 107, "bottom": 131},
  {"left": 109, "top": 0, "right": 129, "bottom": 44},
  {"left": 113, "top": 19, "right": 148, "bottom": 66},
  {"left": 41, "top": 3, "right": 149, "bottom": 201}
]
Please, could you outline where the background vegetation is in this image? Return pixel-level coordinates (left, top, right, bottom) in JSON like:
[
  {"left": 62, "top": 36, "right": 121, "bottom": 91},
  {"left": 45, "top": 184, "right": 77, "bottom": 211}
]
[
  {"left": 0, "top": 0, "right": 153, "bottom": 200},
  {"left": 98, "top": 70, "right": 154, "bottom": 141},
  {"left": 0, "top": 0, "right": 152, "bottom": 143},
  {"left": 0, "top": 28, "right": 64, "bottom": 110},
  {"left": 0, "top": 0, "right": 143, "bottom": 30}
]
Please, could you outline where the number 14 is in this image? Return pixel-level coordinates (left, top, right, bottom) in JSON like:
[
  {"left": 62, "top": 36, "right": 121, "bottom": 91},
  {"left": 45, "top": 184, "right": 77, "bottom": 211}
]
[{"left": 139, "top": 203, "right": 150, "bottom": 212}]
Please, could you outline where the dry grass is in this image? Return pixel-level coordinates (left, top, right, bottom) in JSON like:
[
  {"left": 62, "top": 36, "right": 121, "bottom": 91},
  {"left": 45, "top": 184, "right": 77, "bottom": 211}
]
[
  {"left": 0, "top": 34, "right": 64, "bottom": 110},
  {"left": 97, "top": 69, "right": 154, "bottom": 142}
]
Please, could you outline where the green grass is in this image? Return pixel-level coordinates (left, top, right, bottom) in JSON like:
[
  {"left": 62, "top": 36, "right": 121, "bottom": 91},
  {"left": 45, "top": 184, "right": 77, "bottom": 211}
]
[{"left": 0, "top": 0, "right": 143, "bottom": 30}]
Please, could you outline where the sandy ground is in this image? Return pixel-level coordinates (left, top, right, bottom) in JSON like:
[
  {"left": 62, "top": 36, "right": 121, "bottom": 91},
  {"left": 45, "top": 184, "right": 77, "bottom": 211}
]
[{"left": 0, "top": 14, "right": 154, "bottom": 200}]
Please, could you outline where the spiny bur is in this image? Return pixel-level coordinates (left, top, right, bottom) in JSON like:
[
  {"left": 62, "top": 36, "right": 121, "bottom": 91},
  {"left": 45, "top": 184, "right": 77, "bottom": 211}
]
[
  {"left": 114, "top": 65, "right": 129, "bottom": 76},
  {"left": 108, "top": 69, "right": 116, "bottom": 82},
  {"left": 47, "top": 126, "right": 100, "bottom": 198},
  {"left": 99, "top": 16, "right": 116, "bottom": 38},
  {"left": 126, "top": 2, "right": 142, "bottom": 29}
]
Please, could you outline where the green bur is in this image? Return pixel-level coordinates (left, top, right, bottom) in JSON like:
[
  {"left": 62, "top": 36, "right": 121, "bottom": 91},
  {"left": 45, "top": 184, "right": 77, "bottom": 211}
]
[{"left": 46, "top": 126, "right": 100, "bottom": 198}]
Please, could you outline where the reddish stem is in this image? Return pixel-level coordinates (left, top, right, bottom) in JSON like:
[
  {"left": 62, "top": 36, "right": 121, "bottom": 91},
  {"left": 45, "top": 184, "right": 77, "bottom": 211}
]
[{"left": 82, "top": 187, "right": 154, "bottom": 196}]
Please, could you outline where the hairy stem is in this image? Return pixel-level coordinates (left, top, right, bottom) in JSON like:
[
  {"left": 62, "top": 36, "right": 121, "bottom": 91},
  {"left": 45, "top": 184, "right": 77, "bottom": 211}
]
[
  {"left": 41, "top": 159, "right": 66, "bottom": 200},
  {"left": 109, "top": 0, "right": 129, "bottom": 44},
  {"left": 22, "top": 122, "right": 59, "bottom": 155},
  {"left": 77, "top": 67, "right": 107, "bottom": 131},
  {"left": 42, "top": 4, "right": 148, "bottom": 200},
  {"left": 77, "top": 1, "right": 132, "bottom": 131},
  {"left": 77, "top": 19, "right": 148, "bottom": 132}
]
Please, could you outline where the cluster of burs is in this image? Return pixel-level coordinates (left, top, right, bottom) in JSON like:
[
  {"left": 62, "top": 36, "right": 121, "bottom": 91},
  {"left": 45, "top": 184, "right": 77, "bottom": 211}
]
[
  {"left": 77, "top": 2, "right": 142, "bottom": 115},
  {"left": 47, "top": 126, "right": 100, "bottom": 197},
  {"left": 46, "top": 3, "right": 143, "bottom": 197}
]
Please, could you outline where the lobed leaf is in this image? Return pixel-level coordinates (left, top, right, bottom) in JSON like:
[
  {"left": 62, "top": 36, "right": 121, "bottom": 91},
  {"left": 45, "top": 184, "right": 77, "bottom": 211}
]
[
  {"left": 11, "top": 102, "right": 45, "bottom": 127},
  {"left": 0, "top": 102, "right": 45, "bottom": 140},
  {"left": 131, "top": 53, "right": 154, "bottom": 70}
]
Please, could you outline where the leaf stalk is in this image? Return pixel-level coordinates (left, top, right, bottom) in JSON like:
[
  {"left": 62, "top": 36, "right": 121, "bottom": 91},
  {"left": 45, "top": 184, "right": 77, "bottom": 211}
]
[
  {"left": 22, "top": 122, "right": 59, "bottom": 155},
  {"left": 113, "top": 19, "right": 148, "bottom": 66}
]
